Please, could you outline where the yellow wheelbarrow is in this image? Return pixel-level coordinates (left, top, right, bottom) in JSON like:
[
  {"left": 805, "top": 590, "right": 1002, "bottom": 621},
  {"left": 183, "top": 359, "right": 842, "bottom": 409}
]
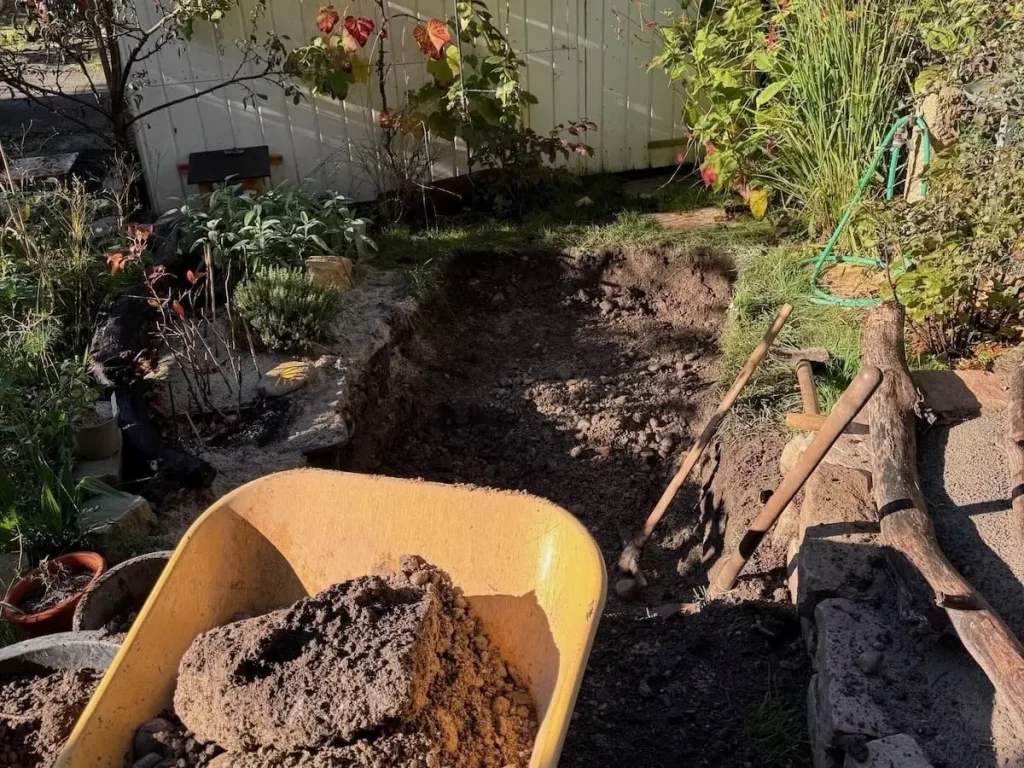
[{"left": 58, "top": 469, "right": 607, "bottom": 767}]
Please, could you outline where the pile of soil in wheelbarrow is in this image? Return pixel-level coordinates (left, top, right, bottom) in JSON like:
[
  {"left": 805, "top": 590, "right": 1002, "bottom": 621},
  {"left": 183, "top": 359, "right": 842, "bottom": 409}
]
[
  {"left": 0, "top": 668, "right": 101, "bottom": 767},
  {"left": 133, "top": 556, "right": 537, "bottom": 767}
]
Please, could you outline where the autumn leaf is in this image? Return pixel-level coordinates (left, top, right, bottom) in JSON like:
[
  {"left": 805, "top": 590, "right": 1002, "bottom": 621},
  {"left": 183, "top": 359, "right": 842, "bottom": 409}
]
[
  {"left": 146, "top": 298, "right": 160, "bottom": 308},
  {"left": 747, "top": 188, "right": 769, "bottom": 220},
  {"left": 675, "top": 151, "right": 685, "bottom": 164},
  {"left": 414, "top": 18, "right": 450, "bottom": 59},
  {"left": 378, "top": 107, "right": 392, "bottom": 129},
  {"left": 106, "top": 252, "right": 124, "bottom": 274},
  {"left": 316, "top": 5, "right": 339, "bottom": 34},
  {"left": 186, "top": 270, "right": 197, "bottom": 284},
  {"left": 350, "top": 54, "right": 372, "bottom": 84},
  {"left": 171, "top": 300, "right": 185, "bottom": 319},
  {"left": 343, "top": 15, "right": 374, "bottom": 47}
]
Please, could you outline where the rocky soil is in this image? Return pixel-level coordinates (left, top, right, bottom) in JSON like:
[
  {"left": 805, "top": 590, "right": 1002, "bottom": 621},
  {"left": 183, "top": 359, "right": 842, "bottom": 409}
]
[
  {"left": 137, "top": 557, "right": 536, "bottom": 767},
  {"left": 0, "top": 668, "right": 100, "bottom": 767},
  {"left": 348, "top": 246, "right": 809, "bottom": 766}
]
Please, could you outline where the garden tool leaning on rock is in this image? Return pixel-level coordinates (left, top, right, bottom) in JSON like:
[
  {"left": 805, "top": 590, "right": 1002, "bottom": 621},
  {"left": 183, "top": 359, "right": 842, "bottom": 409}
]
[{"left": 617, "top": 303, "right": 793, "bottom": 586}]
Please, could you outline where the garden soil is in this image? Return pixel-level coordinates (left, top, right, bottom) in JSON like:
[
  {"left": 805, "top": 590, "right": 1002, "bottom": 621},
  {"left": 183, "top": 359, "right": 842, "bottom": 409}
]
[
  {"left": 347, "top": 247, "right": 809, "bottom": 766},
  {"left": 0, "top": 668, "right": 100, "bottom": 767},
  {"left": 160, "top": 557, "right": 536, "bottom": 767}
]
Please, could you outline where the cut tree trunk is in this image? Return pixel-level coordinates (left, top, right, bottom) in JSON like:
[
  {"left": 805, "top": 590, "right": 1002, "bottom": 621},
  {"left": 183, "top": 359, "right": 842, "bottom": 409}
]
[
  {"left": 863, "top": 302, "right": 1024, "bottom": 730},
  {"left": 1006, "top": 365, "right": 1024, "bottom": 540}
]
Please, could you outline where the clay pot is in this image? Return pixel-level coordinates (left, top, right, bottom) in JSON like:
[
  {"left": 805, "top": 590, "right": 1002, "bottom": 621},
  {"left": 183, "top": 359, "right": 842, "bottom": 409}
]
[
  {"left": 2, "top": 552, "right": 107, "bottom": 637},
  {"left": 73, "top": 399, "right": 120, "bottom": 460}
]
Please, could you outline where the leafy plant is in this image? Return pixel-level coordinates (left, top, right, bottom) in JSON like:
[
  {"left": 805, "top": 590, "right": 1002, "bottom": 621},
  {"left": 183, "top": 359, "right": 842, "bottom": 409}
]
[
  {"left": 175, "top": 185, "right": 371, "bottom": 275},
  {"left": 234, "top": 268, "right": 340, "bottom": 352},
  {"left": 880, "top": 124, "right": 1024, "bottom": 357}
]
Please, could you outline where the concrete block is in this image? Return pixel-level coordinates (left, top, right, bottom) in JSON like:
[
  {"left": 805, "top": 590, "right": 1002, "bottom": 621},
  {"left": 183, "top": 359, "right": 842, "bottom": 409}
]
[
  {"left": 808, "top": 675, "right": 841, "bottom": 768},
  {"left": 80, "top": 495, "right": 157, "bottom": 563},
  {"left": 844, "top": 734, "right": 933, "bottom": 768},
  {"left": 813, "top": 599, "right": 893, "bottom": 752},
  {"left": 74, "top": 443, "right": 123, "bottom": 488}
]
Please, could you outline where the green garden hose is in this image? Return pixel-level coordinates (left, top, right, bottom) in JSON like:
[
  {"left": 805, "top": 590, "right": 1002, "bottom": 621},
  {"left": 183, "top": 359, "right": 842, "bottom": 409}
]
[{"left": 805, "top": 115, "right": 931, "bottom": 307}]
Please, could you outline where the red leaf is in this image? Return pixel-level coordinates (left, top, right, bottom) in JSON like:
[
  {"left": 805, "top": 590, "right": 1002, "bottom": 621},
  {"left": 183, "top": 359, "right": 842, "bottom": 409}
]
[
  {"left": 316, "top": 5, "right": 339, "bottom": 34},
  {"left": 414, "top": 18, "right": 449, "bottom": 59},
  {"left": 675, "top": 151, "right": 685, "bottom": 164},
  {"left": 106, "top": 252, "right": 124, "bottom": 274},
  {"left": 700, "top": 163, "right": 718, "bottom": 186},
  {"left": 171, "top": 300, "right": 185, "bottom": 319},
  {"left": 343, "top": 15, "right": 374, "bottom": 47},
  {"left": 378, "top": 108, "right": 392, "bottom": 129},
  {"left": 186, "top": 269, "right": 197, "bottom": 284},
  {"left": 704, "top": 141, "right": 715, "bottom": 155}
]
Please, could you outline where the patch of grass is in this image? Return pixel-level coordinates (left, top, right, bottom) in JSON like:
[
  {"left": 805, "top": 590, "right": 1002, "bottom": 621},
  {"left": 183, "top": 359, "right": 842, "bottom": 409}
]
[
  {"left": 742, "top": 688, "right": 809, "bottom": 767},
  {"left": 720, "top": 245, "right": 865, "bottom": 431}
]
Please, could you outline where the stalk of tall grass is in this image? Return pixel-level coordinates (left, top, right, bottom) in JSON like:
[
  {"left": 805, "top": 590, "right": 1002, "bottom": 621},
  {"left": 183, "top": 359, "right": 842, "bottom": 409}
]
[{"left": 765, "top": 0, "right": 917, "bottom": 239}]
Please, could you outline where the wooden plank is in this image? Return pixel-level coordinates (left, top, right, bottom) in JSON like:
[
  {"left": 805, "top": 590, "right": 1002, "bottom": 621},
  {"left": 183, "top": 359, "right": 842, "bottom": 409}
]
[{"left": 863, "top": 302, "right": 1024, "bottom": 733}]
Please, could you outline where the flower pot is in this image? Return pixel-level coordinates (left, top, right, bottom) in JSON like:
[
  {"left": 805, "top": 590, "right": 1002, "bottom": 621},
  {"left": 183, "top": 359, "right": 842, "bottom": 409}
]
[
  {"left": 74, "top": 399, "right": 120, "bottom": 461},
  {"left": 2, "top": 552, "right": 107, "bottom": 637},
  {"left": 72, "top": 551, "right": 171, "bottom": 633}
]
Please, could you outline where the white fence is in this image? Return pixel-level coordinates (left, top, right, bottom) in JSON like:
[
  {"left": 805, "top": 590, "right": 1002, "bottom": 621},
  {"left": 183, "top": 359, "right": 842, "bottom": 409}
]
[{"left": 130, "top": 0, "right": 688, "bottom": 211}]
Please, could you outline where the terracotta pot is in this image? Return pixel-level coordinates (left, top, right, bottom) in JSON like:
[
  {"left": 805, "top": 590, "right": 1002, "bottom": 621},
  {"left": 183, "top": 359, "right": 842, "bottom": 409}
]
[{"left": 2, "top": 552, "right": 107, "bottom": 637}]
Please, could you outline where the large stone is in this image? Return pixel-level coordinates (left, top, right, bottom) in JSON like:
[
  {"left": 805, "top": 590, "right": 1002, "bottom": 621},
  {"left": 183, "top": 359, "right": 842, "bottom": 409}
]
[
  {"left": 812, "top": 599, "right": 893, "bottom": 752},
  {"left": 808, "top": 675, "right": 840, "bottom": 768},
  {"left": 843, "top": 734, "right": 933, "bottom": 768},
  {"left": 790, "top": 465, "right": 883, "bottom": 616},
  {"left": 80, "top": 495, "right": 157, "bottom": 563},
  {"left": 306, "top": 255, "right": 355, "bottom": 292},
  {"left": 780, "top": 432, "right": 870, "bottom": 475},
  {"left": 912, "top": 369, "right": 1007, "bottom": 419}
]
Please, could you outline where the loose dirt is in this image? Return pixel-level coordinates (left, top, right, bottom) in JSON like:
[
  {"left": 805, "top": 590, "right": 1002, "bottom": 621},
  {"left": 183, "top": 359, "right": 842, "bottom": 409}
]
[
  {"left": 156, "top": 557, "right": 536, "bottom": 767},
  {"left": 348, "top": 247, "right": 809, "bottom": 766},
  {"left": 0, "top": 668, "right": 100, "bottom": 767}
]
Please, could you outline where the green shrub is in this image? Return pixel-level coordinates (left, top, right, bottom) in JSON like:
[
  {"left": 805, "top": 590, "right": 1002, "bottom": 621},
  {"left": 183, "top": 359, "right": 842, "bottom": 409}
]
[
  {"left": 175, "top": 185, "right": 372, "bottom": 275},
  {"left": 880, "top": 124, "right": 1024, "bottom": 357},
  {"left": 234, "top": 268, "right": 340, "bottom": 352}
]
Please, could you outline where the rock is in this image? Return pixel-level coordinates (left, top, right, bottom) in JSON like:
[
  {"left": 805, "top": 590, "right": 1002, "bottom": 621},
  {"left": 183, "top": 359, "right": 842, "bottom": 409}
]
[
  {"left": 647, "top": 362, "right": 662, "bottom": 373},
  {"left": 259, "top": 361, "right": 320, "bottom": 398},
  {"left": 80, "top": 495, "right": 157, "bottom": 563},
  {"left": 575, "top": 196, "right": 593, "bottom": 207},
  {"left": 569, "top": 446, "right": 583, "bottom": 459},
  {"left": 612, "top": 395, "right": 627, "bottom": 406},
  {"left": 812, "top": 599, "right": 892, "bottom": 752},
  {"left": 684, "top": 352, "right": 699, "bottom": 362},
  {"left": 912, "top": 369, "right": 1007, "bottom": 419},
  {"left": 599, "top": 300, "right": 614, "bottom": 315},
  {"left": 780, "top": 431, "right": 870, "bottom": 475},
  {"left": 576, "top": 419, "right": 591, "bottom": 432},
  {"left": 791, "top": 466, "right": 881, "bottom": 616},
  {"left": 134, "top": 717, "right": 175, "bottom": 758},
  {"left": 305, "top": 255, "right": 355, "bottom": 292},
  {"left": 659, "top": 436, "right": 674, "bottom": 452},
  {"left": 843, "top": 734, "right": 933, "bottom": 768},
  {"left": 780, "top": 433, "right": 815, "bottom": 475},
  {"left": 491, "top": 292, "right": 506, "bottom": 306},
  {"left": 771, "top": 501, "right": 801, "bottom": 550},
  {"left": 553, "top": 364, "right": 571, "bottom": 381},
  {"left": 857, "top": 651, "right": 884, "bottom": 676},
  {"left": 614, "top": 578, "right": 640, "bottom": 601},
  {"left": 133, "top": 754, "right": 164, "bottom": 768}
]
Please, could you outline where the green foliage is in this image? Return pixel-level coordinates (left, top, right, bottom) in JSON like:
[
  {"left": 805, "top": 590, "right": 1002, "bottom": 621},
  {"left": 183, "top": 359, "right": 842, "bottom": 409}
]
[
  {"left": 0, "top": 618, "right": 19, "bottom": 649},
  {"left": 649, "top": 0, "right": 1004, "bottom": 234},
  {"left": 720, "top": 246, "right": 864, "bottom": 428},
  {"left": 234, "top": 268, "right": 340, "bottom": 352},
  {"left": 175, "top": 185, "right": 371, "bottom": 275},
  {"left": 741, "top": 687, "right": 809, "bottom": 767},
  {"left": 881, "top": 125, "right": 1024, "bottom": 357},
  {"left": 0, "top": 172, "right": 131, "bottom": 557}
]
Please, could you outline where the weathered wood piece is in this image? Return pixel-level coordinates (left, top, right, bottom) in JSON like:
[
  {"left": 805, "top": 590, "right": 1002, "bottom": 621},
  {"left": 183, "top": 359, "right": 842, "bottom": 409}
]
[{"left": 863, "top": 302, "right": 1024, "bottom": 731}]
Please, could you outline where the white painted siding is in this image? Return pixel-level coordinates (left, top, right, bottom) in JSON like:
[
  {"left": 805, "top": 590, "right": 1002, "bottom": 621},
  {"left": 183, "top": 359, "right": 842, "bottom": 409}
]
[{"left": 129, "top": 0, "right": 687, "bottom": 211}]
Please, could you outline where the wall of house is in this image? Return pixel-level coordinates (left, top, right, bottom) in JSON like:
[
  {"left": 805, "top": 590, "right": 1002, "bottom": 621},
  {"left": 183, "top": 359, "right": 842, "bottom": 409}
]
[{"left": 129, "top": 0, "right": 688, "bottom": 211}]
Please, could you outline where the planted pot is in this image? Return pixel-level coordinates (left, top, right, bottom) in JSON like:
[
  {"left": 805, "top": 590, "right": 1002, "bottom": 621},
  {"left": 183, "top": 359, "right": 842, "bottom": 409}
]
[
  {"left": 2, "top": 552, "right": 107, "bottom": 637},
  {"left": 74, "top": 398, "right": 120, "bottom": 460}
]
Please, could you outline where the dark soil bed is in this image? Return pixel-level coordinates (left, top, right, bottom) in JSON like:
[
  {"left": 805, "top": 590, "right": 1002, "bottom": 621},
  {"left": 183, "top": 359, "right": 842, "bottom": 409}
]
[{"left": 346, "top": 247, "right": 810, "bottom": 766}]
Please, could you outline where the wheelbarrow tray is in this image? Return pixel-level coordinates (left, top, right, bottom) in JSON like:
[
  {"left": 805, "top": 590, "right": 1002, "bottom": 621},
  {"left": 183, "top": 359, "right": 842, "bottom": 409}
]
[{"left": 58, "top": 469, "right": 607, "bottom": 767}]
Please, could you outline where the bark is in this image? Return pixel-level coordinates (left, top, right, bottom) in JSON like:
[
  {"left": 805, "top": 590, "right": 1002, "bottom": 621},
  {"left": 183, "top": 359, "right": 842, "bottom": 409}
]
[{"left": 863, "top": 302, "right": 1024, "bottom": 730}]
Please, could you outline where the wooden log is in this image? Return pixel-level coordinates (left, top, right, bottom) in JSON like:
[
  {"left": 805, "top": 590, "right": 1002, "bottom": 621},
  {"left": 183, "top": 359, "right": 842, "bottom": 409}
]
[
  {"left": 1007, "top": 365, "right": 1024, "bottom": 539},
  {"left": 863, "top": 302, "right": 1024, "bottom": 729}
]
